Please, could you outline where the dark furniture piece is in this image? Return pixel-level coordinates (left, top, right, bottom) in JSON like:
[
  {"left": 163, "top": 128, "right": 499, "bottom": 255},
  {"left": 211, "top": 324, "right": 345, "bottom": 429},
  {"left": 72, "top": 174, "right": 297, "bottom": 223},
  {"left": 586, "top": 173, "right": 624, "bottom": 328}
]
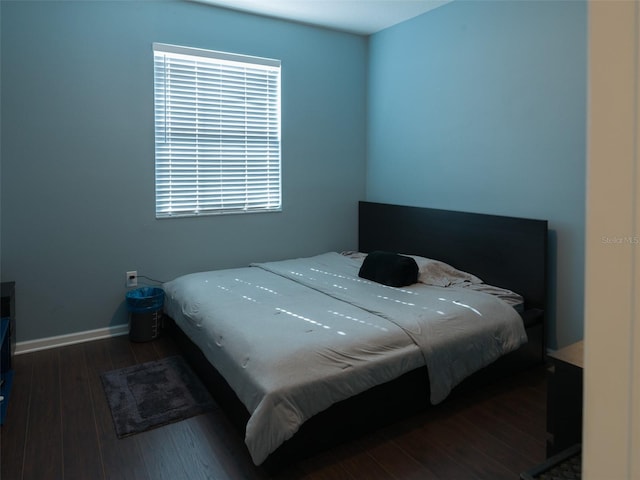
[
  {"left": 546, "top": 340, "right": 583, "bottom": 457},
  {"left": 171, "top": 201, "right": 549, "bottom": 470},
  {"left": 521, "top": 341, "right": 583, "bottom": 480},
  {"left": 1, "top": 281, "right": 16, "bottom": 424},
  {"left": 521, "top": 444, "right": 581, "bottom": 480}
]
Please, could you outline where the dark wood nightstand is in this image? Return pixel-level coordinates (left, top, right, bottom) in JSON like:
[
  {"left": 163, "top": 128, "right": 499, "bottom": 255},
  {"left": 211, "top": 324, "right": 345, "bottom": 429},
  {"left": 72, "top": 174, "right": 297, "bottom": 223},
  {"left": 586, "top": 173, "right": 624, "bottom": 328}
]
[
  {"left": 1, "top": 281, "right": 15, "bottom": 424},
  {"left": 546, "top": 340, "right": 583, "bottom": 457}
]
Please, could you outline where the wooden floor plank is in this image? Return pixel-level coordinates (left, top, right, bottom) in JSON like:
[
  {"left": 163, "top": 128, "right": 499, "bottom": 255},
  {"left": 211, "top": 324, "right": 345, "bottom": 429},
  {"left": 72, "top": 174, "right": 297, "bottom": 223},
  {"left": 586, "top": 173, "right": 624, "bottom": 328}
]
[
  {"left": 416, "top": 411, "right": 514, "bottom": 480},
  {"left": 137, "top": 423, "right": 197, "bottom": 480},
  {"left": 59, "top": 343, "right": 105, "bottom": 480},
  {"left": 297, "top": 448, "right": 357, "bottom": 480},
  {"left": 21, "top": 349, "right": 63, "bottom": 480},
  {"left": 386, "top": 417, "right": 483, "bottom": 480},
  {"left": 325, "top": 441, "right": 402, "bottom": 480},
  {"left": 458, "top": 399, "right": 546, "bottom": 463},
  {"left": 171, "top": 415, "right": 259, "bottom": 480},
  {"left": 129, "top": 339, "right": 161, "bottom": 365},
  {"left": 451, "top": 413, "right": 538, "bottom": 477},
  {"left": 181, "top": 413, "right": 275, "bottom": 480},
  {"left": 106, "top": 335, "right": 140, "bottom": 369},
  {"left": 361, "top": 431, "right": 441, "bottom": 480}
]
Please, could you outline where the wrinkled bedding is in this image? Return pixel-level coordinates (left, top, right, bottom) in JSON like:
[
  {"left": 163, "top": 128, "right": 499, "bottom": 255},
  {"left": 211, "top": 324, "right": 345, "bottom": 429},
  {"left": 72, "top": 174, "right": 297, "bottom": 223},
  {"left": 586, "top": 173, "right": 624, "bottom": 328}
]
[{"left": 163, "top": 252, "right": 527, "bottom": 465}]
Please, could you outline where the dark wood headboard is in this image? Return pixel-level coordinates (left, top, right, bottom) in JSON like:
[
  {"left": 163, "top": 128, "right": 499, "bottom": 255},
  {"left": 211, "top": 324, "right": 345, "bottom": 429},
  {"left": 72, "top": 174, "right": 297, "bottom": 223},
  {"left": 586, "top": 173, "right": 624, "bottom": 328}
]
[{"left": 358, "top": 201, "right": 548, "bottom": 312}]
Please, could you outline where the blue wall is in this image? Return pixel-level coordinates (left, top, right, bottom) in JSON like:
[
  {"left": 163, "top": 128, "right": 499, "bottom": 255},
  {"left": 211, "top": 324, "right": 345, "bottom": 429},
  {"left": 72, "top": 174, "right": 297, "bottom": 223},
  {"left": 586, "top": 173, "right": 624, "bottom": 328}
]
[
  {"left": 2, "top": 0, "right": 586, "bottom": 349},
  {"left": 367, "top": 0, "right": 587, "bottom": 348},
  {"left": 1, "top": 1, "right": 367, "bottom": 342}
]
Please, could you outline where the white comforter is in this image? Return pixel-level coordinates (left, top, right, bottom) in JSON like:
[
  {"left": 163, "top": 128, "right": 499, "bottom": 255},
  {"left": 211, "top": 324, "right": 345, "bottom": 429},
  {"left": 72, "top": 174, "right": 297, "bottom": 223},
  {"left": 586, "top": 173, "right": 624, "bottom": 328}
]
[{"left": 163, "top": 252, "right": 526, "bottom": 465}]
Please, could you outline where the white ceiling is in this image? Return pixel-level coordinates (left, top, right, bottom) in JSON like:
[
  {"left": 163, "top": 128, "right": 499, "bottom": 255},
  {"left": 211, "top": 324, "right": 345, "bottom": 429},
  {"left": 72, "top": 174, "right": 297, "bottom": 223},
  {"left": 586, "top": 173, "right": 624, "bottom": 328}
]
[{"left": 193, "top": 0, "right": 453, "bottom": 35}]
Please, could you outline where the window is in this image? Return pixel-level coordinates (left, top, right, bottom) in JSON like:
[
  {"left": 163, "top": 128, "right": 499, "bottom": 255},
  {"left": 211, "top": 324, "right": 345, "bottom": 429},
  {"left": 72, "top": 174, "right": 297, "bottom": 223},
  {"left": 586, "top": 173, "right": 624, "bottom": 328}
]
[{"left": 153, "top": 43, "right": 281, "bottom": 218}]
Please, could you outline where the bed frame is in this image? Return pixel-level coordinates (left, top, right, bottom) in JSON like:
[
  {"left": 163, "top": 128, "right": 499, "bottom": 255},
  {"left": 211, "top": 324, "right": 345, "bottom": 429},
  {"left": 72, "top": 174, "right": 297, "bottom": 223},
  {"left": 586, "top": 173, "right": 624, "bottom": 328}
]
[
  {"left": 170, "top": 201, "right": 548, "bottom": 471},
  {"left": 359, "top": 201, "right": 548, "bottom": 367}
]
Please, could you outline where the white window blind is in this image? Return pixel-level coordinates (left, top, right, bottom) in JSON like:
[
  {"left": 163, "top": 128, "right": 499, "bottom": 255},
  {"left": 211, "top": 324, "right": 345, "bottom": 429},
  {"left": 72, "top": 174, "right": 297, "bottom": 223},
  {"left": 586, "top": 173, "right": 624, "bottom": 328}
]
[{"left": 153, "top": 43, "right": 281, "bottom": 218}]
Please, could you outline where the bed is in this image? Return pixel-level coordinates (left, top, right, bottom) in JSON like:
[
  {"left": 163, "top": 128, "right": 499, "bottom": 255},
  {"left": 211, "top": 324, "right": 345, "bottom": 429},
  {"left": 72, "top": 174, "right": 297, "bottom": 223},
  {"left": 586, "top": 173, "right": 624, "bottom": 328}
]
[{"left": 164, "top": 201, "right": 548, "bottom": 470}]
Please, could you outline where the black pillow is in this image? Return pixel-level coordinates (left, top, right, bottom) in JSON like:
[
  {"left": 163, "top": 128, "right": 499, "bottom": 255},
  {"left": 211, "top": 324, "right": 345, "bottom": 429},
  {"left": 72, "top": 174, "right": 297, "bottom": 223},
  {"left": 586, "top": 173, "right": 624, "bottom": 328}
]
[{"left": 358, "top": 251, "right": 419, "bottom": 287}]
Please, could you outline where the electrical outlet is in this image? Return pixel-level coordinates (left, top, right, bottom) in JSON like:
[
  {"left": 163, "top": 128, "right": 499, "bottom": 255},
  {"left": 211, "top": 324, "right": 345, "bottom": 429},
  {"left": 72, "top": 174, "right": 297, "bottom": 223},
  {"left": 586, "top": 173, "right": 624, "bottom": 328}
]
[{"left": 126, "top": 271, "right": 138, "bottom": 288}]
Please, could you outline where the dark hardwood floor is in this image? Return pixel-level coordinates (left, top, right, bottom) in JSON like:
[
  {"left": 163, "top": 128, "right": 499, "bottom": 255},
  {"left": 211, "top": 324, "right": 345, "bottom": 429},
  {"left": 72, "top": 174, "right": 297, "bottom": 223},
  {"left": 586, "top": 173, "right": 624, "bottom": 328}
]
[{"left": 1, "top": 334, "right": 547, "bottom": 479}]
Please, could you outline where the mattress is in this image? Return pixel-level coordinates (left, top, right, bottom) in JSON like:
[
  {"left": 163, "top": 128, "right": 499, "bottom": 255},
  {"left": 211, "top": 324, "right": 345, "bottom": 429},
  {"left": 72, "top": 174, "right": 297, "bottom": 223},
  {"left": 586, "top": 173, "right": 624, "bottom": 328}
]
[{"left": 163, "top": 252, "right": 527, "bottom": 465}]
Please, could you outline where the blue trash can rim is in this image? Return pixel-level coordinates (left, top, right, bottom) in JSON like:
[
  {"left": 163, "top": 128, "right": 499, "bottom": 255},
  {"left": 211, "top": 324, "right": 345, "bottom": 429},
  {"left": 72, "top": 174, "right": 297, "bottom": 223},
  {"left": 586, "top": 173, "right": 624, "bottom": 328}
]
[
  {"left": 126, "top": 287, "right": 164, "bottom": 313},
  {"left": 126, "top": 286, "right": 164, "bottom": 299}
]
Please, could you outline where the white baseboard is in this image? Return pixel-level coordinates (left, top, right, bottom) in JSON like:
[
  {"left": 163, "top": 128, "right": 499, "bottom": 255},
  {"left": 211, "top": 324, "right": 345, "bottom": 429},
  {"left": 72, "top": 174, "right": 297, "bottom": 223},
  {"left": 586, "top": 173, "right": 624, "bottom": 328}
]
[{"left": 15, "top": 324, "right": 129, "bottom": 355}]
